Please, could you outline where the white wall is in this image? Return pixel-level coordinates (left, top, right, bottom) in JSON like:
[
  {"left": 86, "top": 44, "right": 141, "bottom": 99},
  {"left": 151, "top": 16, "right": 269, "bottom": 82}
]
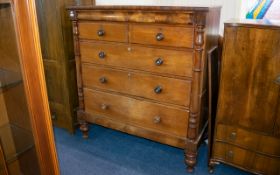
[{"left": 96, "top": 0, "right": 243, "bottom": 35}]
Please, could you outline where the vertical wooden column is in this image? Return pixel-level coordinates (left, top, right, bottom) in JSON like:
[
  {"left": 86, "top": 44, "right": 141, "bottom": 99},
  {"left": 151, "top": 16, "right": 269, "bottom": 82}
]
[
  {"left": 185, "top": 19, "right": 205, "bottom": 172},
  {"left": 69, "top": 10, "right": 89, "bottom": 138}
]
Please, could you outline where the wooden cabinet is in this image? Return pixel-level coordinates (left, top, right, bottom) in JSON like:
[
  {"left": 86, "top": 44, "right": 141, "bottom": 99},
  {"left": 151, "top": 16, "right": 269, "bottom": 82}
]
[
  {"left": 210, "top": 20, "right": 280, "bottom": 175},
  {"left": 35, "top": 0, "right": 95, "bottom": 133},
  {"left": 68, "top": 5, "right": 220, "bottom": 172},
  {"left": 0, "top": 0, "right": 59, "bottom": 174}
]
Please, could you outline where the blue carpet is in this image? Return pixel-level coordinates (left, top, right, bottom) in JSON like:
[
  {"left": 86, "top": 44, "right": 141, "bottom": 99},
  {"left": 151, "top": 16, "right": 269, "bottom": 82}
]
[{"left": 54, "top": 125, "right": 251, "bottom": 175}]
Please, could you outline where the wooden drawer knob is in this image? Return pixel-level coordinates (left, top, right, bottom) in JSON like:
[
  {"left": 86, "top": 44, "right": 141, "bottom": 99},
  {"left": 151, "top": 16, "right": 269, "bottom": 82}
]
[
  {"left": 97, "top": 29, "right": 105, "bottom": 36},
  {"left": 99, "top": 51, "right": 106, "bottom": 59},
  {"left": 101, "top": 104, "right": 108, "bottom": 110},
  {"left": 155, "top": 58, "right": 164, "bottom": 66},
  {"left": 227, "top": 150, "right": 234, "bottom": 159},
  {"left": 154, "top": 86, "right": 162, "bottom": 94},
  {"left": 99, "top": 77, "right": 107, "bottom": 84},
  {"left": 153, "top": 116, "right": 161, "bottom": 124},
  {"left": 156, "top": 33, "right": 164, "bottom": 41},
  {"left": 275, "top": 76, "right": 280, "bottom": 85},
  {"left": 229, "top": 132, "right": 237, "bottom": 140}
]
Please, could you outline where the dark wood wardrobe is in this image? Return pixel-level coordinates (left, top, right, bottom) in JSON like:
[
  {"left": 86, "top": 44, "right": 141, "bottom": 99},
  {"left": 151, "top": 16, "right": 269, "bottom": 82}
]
[{"left": 35, "top": 0, "right": 95, "bottom": 133}]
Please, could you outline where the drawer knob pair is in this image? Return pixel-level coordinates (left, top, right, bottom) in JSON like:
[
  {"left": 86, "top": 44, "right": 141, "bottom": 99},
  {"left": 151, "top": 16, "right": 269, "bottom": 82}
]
[
  {"left": 97, "top": 29, "right": 105, "bottom": 36},
  {"left": 99, "top": 51, "right": 106, "bottom": 59},
  {"left": 155, "top": 58, "right": 164, "bottom": 66},
  {"left": 156, "top": 33, "right": 164, "bottom": 41},
  {"left": 99, "top": 77, "right": 107, "bottom": 84},
  {"left": 154, "top": 86, "right": 162, "bottom": 94},
  {"left": 153, "top": 116, "right": 161, "bottom": 124}
]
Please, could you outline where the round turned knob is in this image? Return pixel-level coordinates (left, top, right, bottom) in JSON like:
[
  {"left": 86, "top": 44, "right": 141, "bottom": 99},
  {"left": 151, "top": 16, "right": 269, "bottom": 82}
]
[
  {"left": 101, "top": 104, "right": 108, "bottom": 110},
  {"left": 155, "top": 58, "right": 164, "bottom": 66},
  {"left": 99, "top": 77, "right": 107, "bottom": 84},
  {"left": 154, "top": 86, "right": 162, "bottom": 94},
  {"left": 97, "top": 29, "right": 105, "bottom": 36},
  {"left": 230, "top": 132, "right": 237, "bottom": 140},
  {"left": 275, "top": 75, "right": 280, "bottom": 85},
  {"left": 153, "top": 116, "right": 161, "bottom": 124},
  {"left": 227, "top": 150, "right": 234, "bottom": 158},
  {"left": 156, "top": 33, "right": 164, "bottom": 41},
  {"left": 99, "top": 51, "right": 105, "bottom": 59}
]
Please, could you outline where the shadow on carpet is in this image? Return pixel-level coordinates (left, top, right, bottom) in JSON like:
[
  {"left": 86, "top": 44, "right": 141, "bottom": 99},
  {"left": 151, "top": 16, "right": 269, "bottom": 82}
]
[{"left": 54, "top": 125, "right": 251, "bottom": 175}]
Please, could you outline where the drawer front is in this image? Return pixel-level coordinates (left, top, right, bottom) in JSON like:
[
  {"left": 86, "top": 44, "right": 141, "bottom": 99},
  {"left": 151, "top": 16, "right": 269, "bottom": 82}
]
[
  {"left": 80, "top": 41, "right": 193, "bottom": 77},
  {"left": 130, "top": 24, "right": 194, "bottom": 48},
  {"left": 216, "top": 124, "right": 280, "bottom": 156},
  {"left": 79, "top": 22, "right": 127, "bottom": 42},
  {"left": 83, "top": 89, "right": 189, "bottom": 137},
  {"left": 213, "top": 142, "right": 280, "bottom": 175},
  {"left": 82, "top": 65, "right": 191, "bottom": 106}
]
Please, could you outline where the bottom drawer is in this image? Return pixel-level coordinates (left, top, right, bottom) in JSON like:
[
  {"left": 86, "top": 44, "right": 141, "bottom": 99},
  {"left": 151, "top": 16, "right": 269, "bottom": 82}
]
[
  {"left": 83, "top": 88, "right": 189, "bottom": 138},
  {"left": 213, "top": 142, "right": 280, "bottom": 175}
]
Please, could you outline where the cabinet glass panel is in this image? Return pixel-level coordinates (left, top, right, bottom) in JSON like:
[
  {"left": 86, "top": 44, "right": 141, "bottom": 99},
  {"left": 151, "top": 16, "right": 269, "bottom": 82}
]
[{"left": 0, "top": 2, "right": 41, "bottom": 175}]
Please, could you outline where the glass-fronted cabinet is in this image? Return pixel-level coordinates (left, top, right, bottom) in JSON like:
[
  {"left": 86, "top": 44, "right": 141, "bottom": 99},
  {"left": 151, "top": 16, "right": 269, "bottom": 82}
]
[
  {"left": 0, "top": 0, "right": 59, "bottom": 174},
  {"left": 0, "top": 2, "right": 41, "bottom": 175}
]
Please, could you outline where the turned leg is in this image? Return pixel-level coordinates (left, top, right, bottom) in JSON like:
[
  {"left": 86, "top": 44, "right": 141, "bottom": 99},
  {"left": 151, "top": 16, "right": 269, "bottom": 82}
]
[
  {"left": 79, "top": 121, "right": 89, "bottom": 139},
  {"left": 185, "top": 149, "right": 197, "bottom": 173},
  {"left": 208, "top": 159, "right": 216, "bottom": 174}
]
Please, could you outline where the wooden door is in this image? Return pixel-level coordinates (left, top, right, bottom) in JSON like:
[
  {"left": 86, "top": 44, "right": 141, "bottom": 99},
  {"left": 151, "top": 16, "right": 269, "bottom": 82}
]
[{"left": 217, "top": 26, "right": 280, "bottom": 133}]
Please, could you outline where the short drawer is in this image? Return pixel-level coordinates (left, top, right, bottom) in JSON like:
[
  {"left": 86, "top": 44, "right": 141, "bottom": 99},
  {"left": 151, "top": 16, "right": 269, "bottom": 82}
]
[
  {"left": 215, "top": 124, "right": 280, "bottom": 156},
  {"left": 78, "top": 22, "right": 128, "bottom": 42},
  {"left": 213, "top": 142, "right": 280, "bottom": 175},
  {"left": 130, "top": 24, "right": 194, "bottom": 48},
  {"left": 83, "top": 89, "right": 189, "bottom": 137},
  {"left": 82, "top": 65, "right": 191, "bottom": 106},
  {"left": 80, "top": 41, "right": 193, "bottom": 77}
]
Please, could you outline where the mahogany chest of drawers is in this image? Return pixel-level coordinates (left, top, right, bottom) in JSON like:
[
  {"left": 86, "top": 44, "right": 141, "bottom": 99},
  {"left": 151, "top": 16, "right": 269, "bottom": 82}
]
[
  {"left": 68, "top": 5, "right": 220, "bottom": 171},
  {"left": 209, "top": 20, "right": 280, "bottom": 174}
]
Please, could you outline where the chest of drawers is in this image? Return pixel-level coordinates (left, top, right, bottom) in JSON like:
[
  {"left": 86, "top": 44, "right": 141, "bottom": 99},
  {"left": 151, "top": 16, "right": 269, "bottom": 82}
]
[
  {"left": 209, "top": 20, "right": 280, "bottom": 174},
  {"left": 68, "top": 6, "right": 220, "bottom": 172}
]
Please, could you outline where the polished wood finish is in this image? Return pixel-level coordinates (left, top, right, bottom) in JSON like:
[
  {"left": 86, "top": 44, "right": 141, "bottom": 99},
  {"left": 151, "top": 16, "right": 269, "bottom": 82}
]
[
  {"left": 130, "top": 24, "right": 194, "bottom": 48},
  {"left": 68, "top": 5, "right": 220, "bottom": 172},
  {"left": 80, "top": 41, "right": 193, "bottom": 77},
  {"left": 0, "top": 0, "right": 59, "bottom": 174},
  {"left": 0, "top": 143, "right": 8, "bottom": 175},
  {"left": 210, "top": 20, "right": 280, "bottom": 174},
  {"left": 84, "top": 89, "right": 189, "bottom": 138},
  {"left": 82, "top": 65, "right": 191, "bottom": 106},
  {"left": 35, "top": 0, "right": 79, "bottom": 133},
  {"left": 214, "top": 142, "right": 280, "bottom": 175},
  {"left": 79, "top": 22, "right": 128, "bottom": 42}
]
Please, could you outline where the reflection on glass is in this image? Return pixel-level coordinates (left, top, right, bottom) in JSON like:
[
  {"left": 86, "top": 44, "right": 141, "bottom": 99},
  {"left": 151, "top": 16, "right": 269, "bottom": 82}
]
[{"left": 0, "top": 2, "right": 41, "bottom": 175}]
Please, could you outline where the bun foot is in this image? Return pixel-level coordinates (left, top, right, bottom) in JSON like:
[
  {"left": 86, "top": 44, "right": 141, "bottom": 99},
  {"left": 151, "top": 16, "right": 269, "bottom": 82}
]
[
  {"left": 80, "top": 121, "right": 89, "bottom": 139},
  {"left": 187, "top": 166, "right": 194, "bottom": 173}
]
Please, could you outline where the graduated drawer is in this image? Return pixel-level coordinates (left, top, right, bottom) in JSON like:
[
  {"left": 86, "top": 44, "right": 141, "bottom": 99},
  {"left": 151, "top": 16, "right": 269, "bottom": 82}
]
[
  {"left": 82, "top": 65, "right": 191, "bottom": 106},
  {"left": 216, "top": 124, "right": 280, "bottom": 156},
  {"left": 83, "top": 89, "right": 189, "bottom": 137},
  {"left": 213, "top": 142, "right": 280, "bottom": 175},
  {"left": 78, "top": 22, "right": 128, "bottom": 42},
  {"left": 130, "top": 24, "right": 194, "bottom": 48},
  {"left": 80, "top": 41, "right": 193, "bottom": 77}
]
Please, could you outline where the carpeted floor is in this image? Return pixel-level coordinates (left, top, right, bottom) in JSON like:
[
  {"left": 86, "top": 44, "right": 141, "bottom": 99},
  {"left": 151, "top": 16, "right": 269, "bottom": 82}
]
[{"left": 54, "top": 125, "right": 251, "bottom": 175}]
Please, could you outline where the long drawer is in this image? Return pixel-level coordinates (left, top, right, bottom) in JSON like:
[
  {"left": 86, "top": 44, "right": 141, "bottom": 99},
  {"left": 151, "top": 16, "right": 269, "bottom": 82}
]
[
  {"left": 82, "top": 65, "right": 191, "bottom": 106},
  {"left": 213, "top": 142, "right": 280, "bottom": 175},
  {"left": 130, "top": 24, "right": 194, "bottom": 48},
  {"left": 80, "top": 41, "right": 193, "bottom": 77},
  {"left": 83, "top": 89, "right": 189, "bottom": 137},
  {"left": 216, "top": 124, "right": 280, "bottom": 157}
]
